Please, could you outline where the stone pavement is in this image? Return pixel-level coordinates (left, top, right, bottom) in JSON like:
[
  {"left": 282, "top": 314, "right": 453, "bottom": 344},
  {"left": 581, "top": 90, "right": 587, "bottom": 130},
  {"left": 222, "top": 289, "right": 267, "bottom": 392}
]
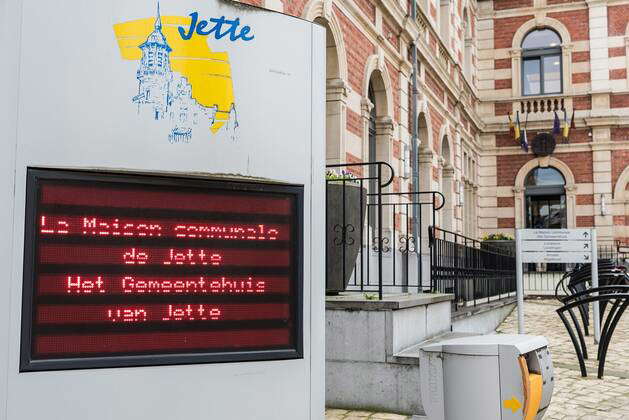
[
  {"left": 496, "top": 299, "right": 629, "bottom": 420},
  {"left": 326, "top": 299, "right": 629, "bottom": 420},
  {"left": 324, "top": 409, "right": 411, "bottom": 419}
]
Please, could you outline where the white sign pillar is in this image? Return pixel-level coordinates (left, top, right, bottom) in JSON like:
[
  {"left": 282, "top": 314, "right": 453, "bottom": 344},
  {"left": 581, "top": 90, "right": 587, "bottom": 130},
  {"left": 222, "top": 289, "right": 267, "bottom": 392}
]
[
  {"left": 515, "top": 229, "right": 525, "bottom": 334},
  {"left": 516, "top": 229, "right": 599, "bottom": 339},
  {"left": 591, "top": 229, "right": 600, "bottom": 343}
]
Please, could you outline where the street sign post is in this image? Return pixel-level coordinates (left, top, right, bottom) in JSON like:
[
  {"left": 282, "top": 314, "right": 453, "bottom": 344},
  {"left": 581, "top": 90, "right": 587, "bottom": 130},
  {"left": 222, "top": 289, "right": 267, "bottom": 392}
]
[{"left": 515, "top": 229, "right": 600, "bottom": 342}]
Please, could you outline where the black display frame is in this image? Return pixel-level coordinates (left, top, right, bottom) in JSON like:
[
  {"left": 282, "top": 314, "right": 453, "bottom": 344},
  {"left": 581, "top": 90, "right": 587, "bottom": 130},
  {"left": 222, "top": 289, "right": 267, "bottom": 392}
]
[{"left": 20, "top": 168, "right": 304, "bottom": 372}]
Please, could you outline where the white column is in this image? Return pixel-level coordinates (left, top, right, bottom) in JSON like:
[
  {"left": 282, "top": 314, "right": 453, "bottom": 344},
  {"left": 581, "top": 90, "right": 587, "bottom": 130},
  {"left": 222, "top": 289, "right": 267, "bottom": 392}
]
[{"left": 587, "top": 0, "right": 611, "bottom": 92}]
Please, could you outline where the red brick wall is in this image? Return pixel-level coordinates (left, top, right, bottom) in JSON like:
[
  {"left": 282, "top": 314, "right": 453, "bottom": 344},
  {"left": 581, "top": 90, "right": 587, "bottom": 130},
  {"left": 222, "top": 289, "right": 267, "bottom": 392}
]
[
  {"left": 495, "top": 0, "right": 533, "bottom": 11},
  {"left": 611, "top": 94, "right": 629, "bottom": 108},
  {"left": 572, "top": 73, "right": 591, "bottom": 84},
  {"left": 429, "top": 32, "right": 437, "bottom": 52},
  {"left": 496, "top": 132, "right": 518, "bottom": 148},
  {"left": 347, "top": 109, "right": 362, "bottom": 137},
  {"left": 612, "top": 150, "right": 629, "bottom": 188},
  {"left": 609, "top": 47, "right": 626, "bottom": 57},
  {"left": 345, "top": 152, "right": 364, "bottom": 176},
  {"left": 572, "top": 51, "right": 590, "bottom": 63},
  {"left": 393, "top": 139, "right": 401, "bottom": 159},
  {"left": 238, "top": 0, "right": 264, "bottom": 7},
  {"left": 576, "top": 216, "right": 594, "bottom": 227},
  {"left": 495, "top": 79, "right": 512, "bottom": 90},
  {"left": 573, "top": 95, "right": 592, "bottom": 110},
  {"left": 386, "top": 60, "right": 401, "bottom": 123},
  {"left": 612, "top": 127, "right": 629, "bottom": 142},
  {"left": 283, "top": 0, "right": 308, "bottom": 17},
  {"left": 608, "top": 5, "right": 629, "bottom": 36},
  {"left": 548, "top": 0, "right": 583, "bottom": 4},
  {"left": 498, "top": 218, "right": 515, "bottom": 228},
  {"left": 354, "top": 0, "right": 376, "bottom": 23},
  {"left": 548, "top": 10, "right": 589, "bottom": 41},
  {"left": 425, "top": 69, "right": 445, "bottom": 103},
  {"left": 432, "top": 166, "right": 440, "bottom": 182},
  {"left": 610, "top": 69, "right": 627, "bottom": 80},
  {"left": 494, "top": 58, "right": 511, "bottom": 70},
  {"left": 335, "top": 5, "right": 374, "bottom": 94},
  {"left": 496, "top": 152, "right": 593, "bottom": 186},
  {"left": 498, "top": 197, "right": 515, "bottom": 207},
  {"left": 494, "top": 15, "right": 534, "bottom": 49},
  {"left": 576, "top": 194, "right": 594, "bottom": 205},
  {"left": 430, "top": 104, "right": 444, "bottom": 152},
  {"left": 495, "top": 102, "right": 513, "bottom": 117},
  {"left": 383, "top": 19, "right": 399, "bottom": 49},
  {"left": 565, "top": 129, "right": 589, "bottom": 144}
]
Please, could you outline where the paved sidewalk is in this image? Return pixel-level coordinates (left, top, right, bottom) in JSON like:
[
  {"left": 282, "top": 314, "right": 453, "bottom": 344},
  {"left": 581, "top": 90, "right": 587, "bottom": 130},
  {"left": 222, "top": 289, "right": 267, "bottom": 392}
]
[
  {"left": 324, "top": 409, "right": 410, "bottom": 419},
  {"left": 326, "top": 299, "right": 629, "bottom": 420},
  {"left": 496, "top": 299, "right": 629, "bottom": 420}
]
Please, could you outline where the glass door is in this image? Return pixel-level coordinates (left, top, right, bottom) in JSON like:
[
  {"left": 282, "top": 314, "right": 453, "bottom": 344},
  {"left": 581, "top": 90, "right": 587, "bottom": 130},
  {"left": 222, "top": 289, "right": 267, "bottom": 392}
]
[{"left": 526, "top": 194, "right": 567, "bottom": 272}]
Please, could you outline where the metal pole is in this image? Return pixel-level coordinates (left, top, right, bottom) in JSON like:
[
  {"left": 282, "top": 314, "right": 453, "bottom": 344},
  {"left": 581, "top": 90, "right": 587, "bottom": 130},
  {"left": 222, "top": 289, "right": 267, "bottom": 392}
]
[
  {"left": 410, "top": 1, "right": 421, "bottom": 289},
  {"left": 378, "top": 165, "right": 383, "bottom": 300},
  {"left": 591, "top": 228, "right": 600, "bottom": 343},
  {"left": 515, "top": 229, "right": 525, "bottom": 334}
]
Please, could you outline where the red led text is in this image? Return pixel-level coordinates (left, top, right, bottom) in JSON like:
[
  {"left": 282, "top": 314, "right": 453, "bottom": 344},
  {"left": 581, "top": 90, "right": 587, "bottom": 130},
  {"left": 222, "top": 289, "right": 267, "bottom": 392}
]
[
  {"left": 123, "top": 248, "right": 149, "bottom": 264},
  {"left": 107, "top": 307, "right": 148, "bottom": 322},
  {"left": 163, "top": 248, "right": 222, "bottom": 266},
  {"left": 82, "top": 217, "right": 162, "bottom": 237},
  {"left": 162, "top": 304, "right": 222, "bottom": 321},
  {"left": 40, "top": 216, "right": 69, "bottom": 235},
  {"left": 174, "top": 223, "right": 279, "bottom": 240},
  {"left": 67, "top": 276, "right": 105, "bottom": 294},
  {"left": 121, "top": 276, "right": 265, "bottom": 294}
]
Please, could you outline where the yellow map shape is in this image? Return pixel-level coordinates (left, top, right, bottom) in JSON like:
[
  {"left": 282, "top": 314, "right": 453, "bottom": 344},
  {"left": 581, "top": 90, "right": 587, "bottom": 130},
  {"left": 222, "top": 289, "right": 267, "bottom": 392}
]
[{"left": 113, "top": 16, "right": 235, "bottom": 133}]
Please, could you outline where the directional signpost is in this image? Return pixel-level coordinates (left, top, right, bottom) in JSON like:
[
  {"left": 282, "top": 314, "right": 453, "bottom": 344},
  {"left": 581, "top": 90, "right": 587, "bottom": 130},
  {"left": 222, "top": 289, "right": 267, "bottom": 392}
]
[{"left": 515, "top": 229, "right": 600, "bottom": 342}]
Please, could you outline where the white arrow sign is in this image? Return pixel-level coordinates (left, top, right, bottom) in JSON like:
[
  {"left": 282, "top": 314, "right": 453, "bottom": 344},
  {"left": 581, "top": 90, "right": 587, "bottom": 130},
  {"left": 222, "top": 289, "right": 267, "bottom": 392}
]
[
  {"left": 519, "top": 229, "right": 592, "bottom": 241},
  {"left": 521, "top": 251, "right": 591, "bottom": 263},
  {"left": 520, "top": 241, "right": 591, "bottom": 252}
]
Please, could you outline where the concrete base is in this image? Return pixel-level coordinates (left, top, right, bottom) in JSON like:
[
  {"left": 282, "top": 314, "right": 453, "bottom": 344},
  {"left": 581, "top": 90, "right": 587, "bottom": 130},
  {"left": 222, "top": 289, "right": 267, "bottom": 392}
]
[
  {"left": 451, "top": 298, "right": 516, "bottom": 334},
  {"left": 325, "top": 293, "right": 453, "bottom": 416},
  {"left": 325, "top": 293, "right": 518, "bottom": 416},
  {"left": 326, "top": 360, "right": 422, "bottom": 414}
]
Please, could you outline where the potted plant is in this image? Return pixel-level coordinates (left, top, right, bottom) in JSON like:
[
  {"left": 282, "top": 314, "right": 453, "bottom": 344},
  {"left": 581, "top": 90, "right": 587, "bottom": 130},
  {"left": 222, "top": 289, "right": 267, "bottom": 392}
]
[
  {"left": 481, "top": 233, "right": 516, "bottom": 256},
  {"left": 326, "top": 170, "right": 367, "bottom": 294}
]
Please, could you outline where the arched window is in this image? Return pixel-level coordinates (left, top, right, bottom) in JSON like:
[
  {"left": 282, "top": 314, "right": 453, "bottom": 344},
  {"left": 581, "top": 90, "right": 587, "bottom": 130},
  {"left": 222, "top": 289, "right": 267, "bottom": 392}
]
[
  {"left": 521, "top": 29, "right": 562, "bottom": 96},
  {"left": 524, "top": 166, "right": 565, "bottom": 187},
  {"left": 525, "top": 167, "right": 566, "bottom": 229}
]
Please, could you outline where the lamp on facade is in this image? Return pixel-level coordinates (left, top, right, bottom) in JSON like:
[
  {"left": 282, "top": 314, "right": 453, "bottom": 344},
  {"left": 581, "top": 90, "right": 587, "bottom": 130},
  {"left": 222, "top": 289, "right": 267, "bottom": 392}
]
[{"left": 600, "top": 194, "right": 609, "bottom": 216}]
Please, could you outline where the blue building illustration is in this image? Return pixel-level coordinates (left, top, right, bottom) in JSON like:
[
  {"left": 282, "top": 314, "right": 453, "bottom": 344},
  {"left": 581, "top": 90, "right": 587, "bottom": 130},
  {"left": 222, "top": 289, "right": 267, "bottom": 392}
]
[{"left": 132, "top": 4, "right": 235, "bottom": 143}]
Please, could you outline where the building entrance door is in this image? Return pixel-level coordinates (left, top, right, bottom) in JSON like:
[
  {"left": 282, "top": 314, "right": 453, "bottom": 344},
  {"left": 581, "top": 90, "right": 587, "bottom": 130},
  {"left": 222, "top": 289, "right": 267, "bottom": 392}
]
[{"left": 524, "top": 167, "right": 567, "bottom": 271}]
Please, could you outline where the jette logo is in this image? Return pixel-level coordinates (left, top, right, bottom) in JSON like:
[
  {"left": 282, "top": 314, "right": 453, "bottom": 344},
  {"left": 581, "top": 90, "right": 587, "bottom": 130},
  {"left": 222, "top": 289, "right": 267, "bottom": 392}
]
[{"left": 113, "top": 3, "right": 245, "bottom": 143}]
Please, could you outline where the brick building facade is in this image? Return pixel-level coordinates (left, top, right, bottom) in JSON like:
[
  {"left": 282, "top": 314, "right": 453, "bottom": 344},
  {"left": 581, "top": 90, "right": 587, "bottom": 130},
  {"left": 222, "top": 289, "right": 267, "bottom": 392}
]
[{"left": 236, "top": 0, "right": 629, "bottom": 245}]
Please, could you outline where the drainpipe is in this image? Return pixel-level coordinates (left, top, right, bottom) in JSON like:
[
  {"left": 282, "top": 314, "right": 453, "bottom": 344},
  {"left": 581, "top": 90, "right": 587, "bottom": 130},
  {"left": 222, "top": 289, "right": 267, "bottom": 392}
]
[{"left": 410, "top": 0, "right": 421, "bottom": 289}]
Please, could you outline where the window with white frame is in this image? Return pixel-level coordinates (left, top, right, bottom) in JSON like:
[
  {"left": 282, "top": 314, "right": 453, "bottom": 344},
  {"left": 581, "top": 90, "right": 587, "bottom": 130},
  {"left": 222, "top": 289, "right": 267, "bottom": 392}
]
[{"left": 521, "top": 29, "right": 563, "bottom": 96}]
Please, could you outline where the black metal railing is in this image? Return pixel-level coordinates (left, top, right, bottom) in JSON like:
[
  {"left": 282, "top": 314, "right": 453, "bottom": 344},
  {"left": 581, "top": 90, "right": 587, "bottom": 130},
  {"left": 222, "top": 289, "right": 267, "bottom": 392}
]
[
  {"left": 525, "top": 244, "right": 629, "bottom": 295},
  {"left": 429, "top": 226, "right": 517, "bottom": 309},
  {"left": 326, "top": 162, "right": 444, "bottom": 300}
]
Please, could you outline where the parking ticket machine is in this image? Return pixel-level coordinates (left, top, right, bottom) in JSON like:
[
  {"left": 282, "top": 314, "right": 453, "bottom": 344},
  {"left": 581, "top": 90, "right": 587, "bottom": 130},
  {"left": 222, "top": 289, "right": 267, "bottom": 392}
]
[{"left": 420, "top": 334, "right": 554, "bottom": 420}]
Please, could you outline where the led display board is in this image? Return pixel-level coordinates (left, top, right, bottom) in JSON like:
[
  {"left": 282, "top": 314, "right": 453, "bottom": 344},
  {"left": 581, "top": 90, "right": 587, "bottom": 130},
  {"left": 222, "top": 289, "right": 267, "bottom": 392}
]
[{"left": 20, "top": 169, "right": 303, "bottom": 371}]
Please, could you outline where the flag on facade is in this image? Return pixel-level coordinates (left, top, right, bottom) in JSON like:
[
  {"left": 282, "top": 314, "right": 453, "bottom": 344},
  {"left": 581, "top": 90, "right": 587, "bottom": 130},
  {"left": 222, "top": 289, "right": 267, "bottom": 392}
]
[
  {"left": 570, "top": 109, "right": 576, "bottom": 129},
  {"left": 553, "top": 111, "right": 561, "bottom": 136},
  {"left": 508, "top": 112, "right": 515, "bottom": 138},
  {"left": 515, "top": 111, "right": 521, "bottom": 141},
  {"left": 521, "top": 111, "right": 529, "bottom": 152},
  {"left": 562, "top": 109, "right": 570, "bottom": 142}
]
